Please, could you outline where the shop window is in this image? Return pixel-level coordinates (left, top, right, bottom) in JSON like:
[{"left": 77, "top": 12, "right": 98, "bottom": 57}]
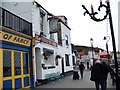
[
  {"left": 65, "top": 54, "right": 70, "bottom": 66},
  {"left": 14, "top": 52, "right": 21, "bottom": 75},
  {"left": 23, "top": 53, "right": 29, "bottom": 74},
  {"left": 3, "top": 50, "right": 12, "bottom": 77},
  {"left": 43, "top": 49, "right": 54, "bottom": 66}
]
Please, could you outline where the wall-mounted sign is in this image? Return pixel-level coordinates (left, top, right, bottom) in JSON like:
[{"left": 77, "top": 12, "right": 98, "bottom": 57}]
[
  {"left": 35, "top": 34, "right": 57, "bottom": 47},
  {"left": 0, "top": 31, "right": 31, "bottom": 46},
  {"left": 49, "top": 18, "right": 58, "bottom": 34}
]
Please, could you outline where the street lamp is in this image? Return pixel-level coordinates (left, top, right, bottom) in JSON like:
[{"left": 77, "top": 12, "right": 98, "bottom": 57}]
[
  {"left": 90, "top": 38, "right": 94, "bottom": 65},
  {"left": 82, "top": 0, "right": 119, "bottom": 89},
  {"left": 103, "top": 36, "right": 110, "bottom": 64}
]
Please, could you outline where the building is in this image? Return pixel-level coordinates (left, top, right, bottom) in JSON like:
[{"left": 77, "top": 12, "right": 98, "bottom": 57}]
[
  {"left": 0, "top": 4, "right": 34, "bottom": 89},
  {"left": 1, "top": 0, "right": 75, "bottom": 86}
]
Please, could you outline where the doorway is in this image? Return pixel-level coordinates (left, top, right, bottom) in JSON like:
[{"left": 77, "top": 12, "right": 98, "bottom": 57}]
[
  {"left": 61, "top": 57, "right": 65, "bottom": 76},
  {"left": 35, "top": 48, "right": 42, "bottom": 80}
]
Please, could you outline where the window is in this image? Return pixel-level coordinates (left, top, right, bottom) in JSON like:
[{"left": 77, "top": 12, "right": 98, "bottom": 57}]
[
  {"left": 57, "top": 23, "right": 62, "bottom": 46},
  {"left": 40, "top": 13, "right": 44, "bottom": 32},
  {"left": 0, "top": 8, "right": 1, "bottom": 25},
  {"left": 2, "top": 8, "right": 32, "bottom": 36},
  {"left": 14, "top": 52, "right": 21, "bottom": 75},
  {"left": 3, "top": 50, "right": 12, "bottom": 77},
  {"left": 65, "top": 54, "right": 70, "bottom": 66},
  {"left": 50, "top": 34, "right": 54, "bottom": 40},
  {"left": 23, "top": 53, "right": 29, "bottom": 74},
  {"left": 65, "top": 35, "right": 69, "bottom": 45}
]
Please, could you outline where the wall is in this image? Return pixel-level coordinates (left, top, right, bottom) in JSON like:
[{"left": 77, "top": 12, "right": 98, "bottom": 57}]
[{"left": 58, "top": 22, "right": 73, "bottom": 72}]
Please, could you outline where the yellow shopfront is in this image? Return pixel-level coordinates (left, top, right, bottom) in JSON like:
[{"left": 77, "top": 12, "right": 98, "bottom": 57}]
[{"left": 0, "top": 27, "right": 34, "bottom": 89}]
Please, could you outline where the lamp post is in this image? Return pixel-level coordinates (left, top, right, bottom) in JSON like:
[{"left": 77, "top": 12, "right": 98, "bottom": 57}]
[
  {"left": 82, "top": 0, "right": 119, "bottom": 89},
  {"left": 103, "top": 36, "right": 110, "bottom": 64},
  {"left": 90, "top": 38, "right": 94, "bottom": 65}
]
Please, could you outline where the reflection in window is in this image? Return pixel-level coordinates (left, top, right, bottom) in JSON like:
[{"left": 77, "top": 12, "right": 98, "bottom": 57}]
[
  {"left": 3, "top": 50, "right": 11, "bottom": 77},
  {"left": 14, "top": 52, "right": 21, "bottom": 75},
  {"left": 23, "top": 53, "right": 29, "bottom": 74}
]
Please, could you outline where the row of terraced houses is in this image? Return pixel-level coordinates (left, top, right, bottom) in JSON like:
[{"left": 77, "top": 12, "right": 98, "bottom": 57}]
[{"left": 0, "top": 0, "right": 76, "bottom": 89}]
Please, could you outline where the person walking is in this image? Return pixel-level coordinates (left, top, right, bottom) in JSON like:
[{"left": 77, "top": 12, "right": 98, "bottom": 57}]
[
  {"left": 101, "top": 61, "right": 110, "bottom": 88},
  {"left": 87, "top": 62, "right": 89, "bottom": 70},
  {"left": 79, "top": 62, "right": 85, "bottom": 79},
  {"left": 73, "top": 64, "right": 79, "bottom": 80},
  {"left": 90, "top": 60, "right": 106, "bottom": 90}
]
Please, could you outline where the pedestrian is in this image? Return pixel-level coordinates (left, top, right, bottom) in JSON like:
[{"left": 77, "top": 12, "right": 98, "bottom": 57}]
[
  {"left": 87, "top": 62, "right": 89, "bottom": 70},
  {"left": 90, "top": 59, "right": 93, "bottom": 70},
  {"left": 79, "top": 62, "right": 85, "bottom": 79},
  {"left": 90, "top": 60, "right": 106, "bottom": 90},
  {"left": 101, "top": 61, "right": 110, "bottom": 88},
  {"left": 73, "top": 64, "right": 79, "bottom": 80}
]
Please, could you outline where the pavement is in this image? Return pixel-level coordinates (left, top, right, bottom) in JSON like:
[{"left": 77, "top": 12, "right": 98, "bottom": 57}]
[{"left": 34, "top": 70, "right": 116, "bottom": 89}]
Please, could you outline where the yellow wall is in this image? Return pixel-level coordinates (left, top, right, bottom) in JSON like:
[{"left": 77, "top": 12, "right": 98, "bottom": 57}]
[{"left": 0, "top": 49, "right": 3, "bottom": 89}]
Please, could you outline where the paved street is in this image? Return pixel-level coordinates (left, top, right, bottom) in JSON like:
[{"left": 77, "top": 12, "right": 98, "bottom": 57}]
[{"left": 35, "top": 70, "right": 116, "bottom": 89}]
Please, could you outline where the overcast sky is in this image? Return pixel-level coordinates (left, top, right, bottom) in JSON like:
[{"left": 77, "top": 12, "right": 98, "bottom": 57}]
[{"left": 36, "top": 0, "right": 119, "bottom": 51}]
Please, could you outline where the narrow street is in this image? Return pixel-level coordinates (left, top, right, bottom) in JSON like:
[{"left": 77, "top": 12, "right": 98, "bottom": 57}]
[{"left": 35, "top": 70, "right": 115, "bottom": 89}]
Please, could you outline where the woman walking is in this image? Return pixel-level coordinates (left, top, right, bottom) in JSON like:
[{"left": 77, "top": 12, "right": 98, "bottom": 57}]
[{"left": 73, "top": 64, "right": 79, "bottom": 80}]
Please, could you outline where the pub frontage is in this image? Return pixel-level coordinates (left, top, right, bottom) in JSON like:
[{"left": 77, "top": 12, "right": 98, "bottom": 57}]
[{"left": 0, "top": 7, "right": 34, "bottom": 89}]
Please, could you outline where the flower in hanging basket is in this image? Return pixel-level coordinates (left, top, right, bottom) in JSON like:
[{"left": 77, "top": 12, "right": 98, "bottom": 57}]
[
  {"left": 44, "top": 56, "right": 49, "bottom": 60},
  {"left": 43, "top": 51, "right": 50, "bottom": 60}
]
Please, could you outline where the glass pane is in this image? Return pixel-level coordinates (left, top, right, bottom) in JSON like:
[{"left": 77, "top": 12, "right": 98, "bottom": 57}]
[
  {"left": 3, "top": 50, "right": 11, "bottom": 77},
  {"left": 23, "top": 53, "right": 29, "bottom": 74},
  {"left": 14, "top": 52, "right": 21, "bottom": 75}
]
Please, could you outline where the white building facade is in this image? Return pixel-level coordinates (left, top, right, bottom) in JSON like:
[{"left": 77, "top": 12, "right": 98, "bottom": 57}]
[{"left": 2, "top": 0, "right": 75, "bottom": 86}]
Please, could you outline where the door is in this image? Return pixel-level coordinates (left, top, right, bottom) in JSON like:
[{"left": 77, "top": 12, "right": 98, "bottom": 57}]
[
  {"left": 3, "top": 49, "right": 30, "bottom": 89},
  {"left": 61, "top": 57, "right": 65, "bottom": 76},
  {"left": 35, "top": 48, "right": 42, "bottom": 79}
]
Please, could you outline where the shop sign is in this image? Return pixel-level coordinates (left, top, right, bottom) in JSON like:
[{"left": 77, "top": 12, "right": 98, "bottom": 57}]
[
  {"left": 0, "top": 31, "right": 31, "bottom": 46},
  {"left": 35, "top": 34, "right": 57, "bottom": 47}
]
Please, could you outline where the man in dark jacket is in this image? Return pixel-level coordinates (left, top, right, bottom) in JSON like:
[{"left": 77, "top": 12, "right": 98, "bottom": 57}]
[
  {"left": 79, "top": 62, "right": 85, "bottom": 79},
  {"left": 90, "top": 60, "right": 106, "bottom": 90},
  {"left": 101, "top": 61, "right": 110, "bottom": 88}
]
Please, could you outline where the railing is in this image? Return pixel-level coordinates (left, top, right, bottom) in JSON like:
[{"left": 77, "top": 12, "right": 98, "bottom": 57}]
[
  {"left": 109, "top": 65, "right": 120, "bottom": 88},
  {"left": 0, "top": 7, "right": 32, "bottom": 36}
]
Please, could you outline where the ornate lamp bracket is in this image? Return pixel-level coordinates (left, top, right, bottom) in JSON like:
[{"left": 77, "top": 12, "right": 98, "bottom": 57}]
[{"left": 82, "top": 4, "right": 109, "bottom": 22}]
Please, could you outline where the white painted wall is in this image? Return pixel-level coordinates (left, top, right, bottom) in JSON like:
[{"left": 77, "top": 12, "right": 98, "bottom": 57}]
[
  {"left": 58, "top": 22, "right": 73, "bottom": 72},
  {"left": 0, "top": 0, "right": 2, "bottom": 7}
]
